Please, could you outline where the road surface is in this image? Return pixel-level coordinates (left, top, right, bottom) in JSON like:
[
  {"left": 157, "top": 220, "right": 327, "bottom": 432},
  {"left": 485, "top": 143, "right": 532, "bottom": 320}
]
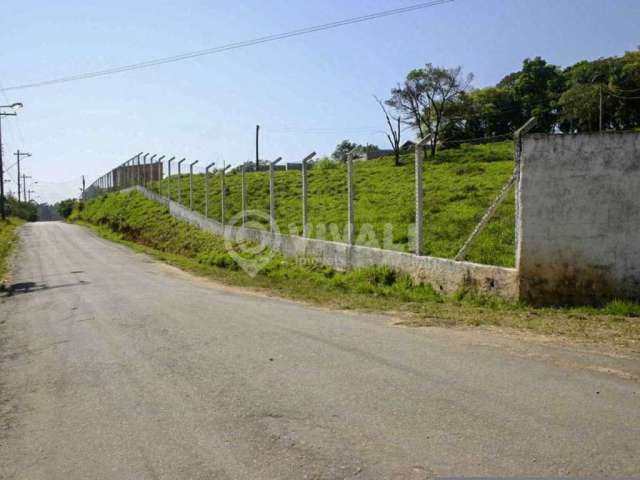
[{"left": 1, "top": 222, "right": 639, "bottom": 479}]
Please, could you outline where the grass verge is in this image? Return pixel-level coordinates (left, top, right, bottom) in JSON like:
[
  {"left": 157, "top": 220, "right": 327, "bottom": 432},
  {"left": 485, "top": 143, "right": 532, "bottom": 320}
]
[
  {"left": 73, "top": 191, "right": 640, "bottom": 351},
  {"left": 0, "top": 218, "right": 24, "bottom": 284}
]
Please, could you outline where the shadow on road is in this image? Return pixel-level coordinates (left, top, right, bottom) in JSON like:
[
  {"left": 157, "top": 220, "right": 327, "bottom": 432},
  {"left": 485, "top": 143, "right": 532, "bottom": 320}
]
[{"left": 1, "top": 280, "right": 90, "bottom": 297}]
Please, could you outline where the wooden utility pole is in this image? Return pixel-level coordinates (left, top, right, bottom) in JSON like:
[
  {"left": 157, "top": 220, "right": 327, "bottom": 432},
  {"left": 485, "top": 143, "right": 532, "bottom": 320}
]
[
  {"left": 22, "top": 174, "right": 32, "bottom": 202},
  {"left": 14, "top": 150, "right": 32, "bottom": 202}
]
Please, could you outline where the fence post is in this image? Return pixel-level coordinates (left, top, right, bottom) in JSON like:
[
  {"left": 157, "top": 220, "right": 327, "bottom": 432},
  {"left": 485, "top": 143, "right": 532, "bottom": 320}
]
[
  {"left": 204, "top": 162, "right": 215, "bottom": 218},
  {"left": 346, "top": 148, "right": 359, "bottom": 245},
  {"left": 513, "top": 116, "right": 537, "bottom": 267},
  {"left": 269, "top": 157, "right": 282, "bottom": 233},
  {"left": 177, "top": 158, "right": 186, "bottom": 204},
  {"left": 189, "top": 160, "right": 199, "bottom": 210},
  {"left": 414, "top": 136, "right": 431, "bottom": 256},
  {"left": 454, "top": 117, "right": 536, "bottom": 262},
  {"left": 166, "top": 157, "right": 175, "bottom": 199},
  {"left": 220, "top": 164, "right": 231, "bottom": 225},
  {"left": 155, "top": 155, "right": 165, "bottom": 193},
  {"left": 301, "top": 152, "right": 316, "bottom": 237},
  {"left": 147, "top": 154, "right": 157, "bottom": 188},
  {"left": 136, "top": 153, "right": 143, "bottom": 186},
  {"left": 241, "top": 165, "right": 247, "bottom": 226},
  {"left": 142, "top": 153, "right": 149, "bottom": 187}
]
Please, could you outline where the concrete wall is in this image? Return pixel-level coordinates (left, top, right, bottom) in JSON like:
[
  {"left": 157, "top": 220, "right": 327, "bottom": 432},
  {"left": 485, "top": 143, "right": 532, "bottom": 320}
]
[
  {"left": 517, "top": 132, "right": 640, "bottom": 305},
  {"left": 128, "top": 186, "right": 517, "bottom": 299}
]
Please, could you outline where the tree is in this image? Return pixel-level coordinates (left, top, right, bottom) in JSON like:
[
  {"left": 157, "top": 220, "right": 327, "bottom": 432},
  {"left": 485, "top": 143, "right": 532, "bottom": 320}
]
[
  {"left": 513, "top": 57, "right": 564, "bottom": 132},
  {"left": 55, "top": 199, "right": 77, "bottom": 219},
  {"left": 387, "top": 64, "right": 473, "bottom": 157},
  {"left": 6, "top": 197, "right": 38, "bottom": 221},
  {"left": 376, "top": 97, "right": 402, "bottom": 166},
  {"left": 386, "top": 76, "right": 429, "bottom": 142},
  {"left": 331, "top": 140, "right": 359, "bottom": 161},
  {"left": 558, "top": 83, "right": 601, "bottom": 132},
  {"left": 420, "top": 64, "right": 473, "bottom": 156}
]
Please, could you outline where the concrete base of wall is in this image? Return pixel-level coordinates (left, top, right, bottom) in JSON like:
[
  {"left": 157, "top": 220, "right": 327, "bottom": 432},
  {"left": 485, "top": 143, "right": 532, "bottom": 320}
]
[{"left": 125, "top": 186, "right": 518, "bottom": 300}]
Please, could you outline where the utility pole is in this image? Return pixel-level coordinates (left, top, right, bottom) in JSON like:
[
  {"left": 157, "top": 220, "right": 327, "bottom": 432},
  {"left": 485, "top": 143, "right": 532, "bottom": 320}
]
[
  {"left": 22, "top": 174, "right": 32, "bottom": 201},
  {"left": 0, "top": 103, "right": 24, "bottom": 220},
  {"left": 14, "top": 150, "right": 32, "bottom": 202},
  {"left": 255, "top": 124, "right": 260, "bottom": 171},
  {"left": 82, "top": 175, "right": 86, "bottom": 198}
]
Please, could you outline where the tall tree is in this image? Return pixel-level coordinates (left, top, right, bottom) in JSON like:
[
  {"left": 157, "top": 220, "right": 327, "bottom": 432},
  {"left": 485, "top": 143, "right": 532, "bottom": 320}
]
[
  {"left": 387, "top": 64, "right": 472, "bottom": 157},
  {"left": 513, "top": 57, "right": 564, "bottom": 132}
]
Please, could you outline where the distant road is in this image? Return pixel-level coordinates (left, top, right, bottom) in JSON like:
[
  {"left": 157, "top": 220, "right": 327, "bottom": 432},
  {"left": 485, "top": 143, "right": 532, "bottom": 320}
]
[{"left": 1, "top": 222, "right": 638, "bottom": 479}]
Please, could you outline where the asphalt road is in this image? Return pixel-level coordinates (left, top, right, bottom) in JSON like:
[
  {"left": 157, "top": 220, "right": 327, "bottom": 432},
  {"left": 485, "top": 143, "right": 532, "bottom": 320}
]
[{"left": 1, "top": 222, "right": 639, "bottom": 479}]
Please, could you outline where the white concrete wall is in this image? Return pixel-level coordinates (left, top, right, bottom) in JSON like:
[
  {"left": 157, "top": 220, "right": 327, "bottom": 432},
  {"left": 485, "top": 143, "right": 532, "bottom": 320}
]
[
  {"left": 128, "top": 186, "right": 517, "bottom": 299},
  {"left": 517, "top": 132, "right": 640, "bottom": 304}
]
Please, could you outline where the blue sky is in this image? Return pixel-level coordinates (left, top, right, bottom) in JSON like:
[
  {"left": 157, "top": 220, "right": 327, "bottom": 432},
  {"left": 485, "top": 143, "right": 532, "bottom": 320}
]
[{"left": 1, "top": 0, "right": 639, "bottom": 202}]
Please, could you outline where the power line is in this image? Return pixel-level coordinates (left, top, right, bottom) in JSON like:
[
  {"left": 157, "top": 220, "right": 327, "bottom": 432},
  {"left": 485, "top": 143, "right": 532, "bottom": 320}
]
[
  {"left": 608, "top": 85, "right": 640, "bottom": 94},
  {"left": 607, "top": 91, "right": 640, "bottom": 100},
  {"left": 1, "top": 0, "right": 453, "bottom": 92}
]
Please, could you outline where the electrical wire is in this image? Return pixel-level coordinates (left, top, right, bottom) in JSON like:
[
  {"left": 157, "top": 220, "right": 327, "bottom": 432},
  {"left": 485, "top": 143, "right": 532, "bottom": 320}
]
[
  {"left": 442, "top": 133, "right": 513, "bottom": 145},
  {"left": 1, "top": 0, "right": 453, "bottom": 92},
  {"left": 607, "top": 91, "right": 640, "bottom": 100},
  {"left": 607, "top": 85, "right": 640, "bottom": 94}
]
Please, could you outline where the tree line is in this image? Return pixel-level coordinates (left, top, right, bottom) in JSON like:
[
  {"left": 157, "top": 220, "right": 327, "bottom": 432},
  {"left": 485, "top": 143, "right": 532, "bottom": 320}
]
[{"left": 336, "top": 48, "right": 640, "bottom": 163}]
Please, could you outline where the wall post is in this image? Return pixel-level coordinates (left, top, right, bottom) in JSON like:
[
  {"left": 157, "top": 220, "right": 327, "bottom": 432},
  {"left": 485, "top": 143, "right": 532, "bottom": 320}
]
[
  {"left": 189, "top": 160, "right": 199, "bottom": 210},
  {"left": 177, "top": 158, "right": 186, "bottom": 204},
  {"left": 241, "top": 165, "right": 247, "bottom": 226},
  {"left": 346, "top": 148, "right": 358, "bottom": 245},
  {"left": 204, "top": 162, "right": 216, "bottom": 218},
  {"left": 136, "top": 153, "right": 143, "bottom": 186},
  {"left": 301, "top": 152, "right": 316, "bottom": 237},
  {"left": 269, "top": 157, "right": 282, "bottom": 233},
  {"left": 414, "top": 137, "right": 431, "bottom": 255},
  {"left": 155, "top": 155, "right": 165, "bottom": 193},
  {"left": 166, "top": 157, "right": 175, "bottom": 199},
  {"left": 220, "top": 164, "right": 231, "bottom": 225}
]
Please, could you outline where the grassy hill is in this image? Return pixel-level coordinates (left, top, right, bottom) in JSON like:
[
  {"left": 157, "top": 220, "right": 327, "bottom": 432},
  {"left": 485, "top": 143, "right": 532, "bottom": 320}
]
[{"left": 149, "top": 141, "right": 516, "bottom": 267}]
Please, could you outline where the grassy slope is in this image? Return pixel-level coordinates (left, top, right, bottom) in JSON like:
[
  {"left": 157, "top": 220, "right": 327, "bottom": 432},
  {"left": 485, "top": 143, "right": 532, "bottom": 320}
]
[
  {"left": 0, "top": 218, "right": 24, "bottom": 282},
  {"left": 74, "top": 192, "right": 640, "bottom": 349},
  {"left": 149, "top": 142, "right": 516, "bottom": 266}
]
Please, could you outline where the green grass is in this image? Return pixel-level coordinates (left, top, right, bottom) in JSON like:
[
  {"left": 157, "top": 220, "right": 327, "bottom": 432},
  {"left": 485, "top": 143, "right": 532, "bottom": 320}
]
[
  {"left": 74, "top": 191, "right": 640, "bottom": 350},
  {"left": 72, "top": 191, "right": 444, "bottom": 305},
  {"left": 148, "top": 141, "right": 516, "bottom": 266},
  {"left": 0, "top": 218, "right": 24, "bottom": 282}
]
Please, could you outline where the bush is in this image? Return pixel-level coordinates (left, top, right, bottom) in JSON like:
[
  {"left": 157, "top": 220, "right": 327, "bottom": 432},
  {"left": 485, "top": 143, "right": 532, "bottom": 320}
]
[
  {"left": 56, "top": 198, "right": 78, "bottom": 219},
  {"left": 314, "top": 157, "right": 340, "bottom": 170},
  {"left": 5, "top": 197, "right": 37, "bottom": 221}
]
